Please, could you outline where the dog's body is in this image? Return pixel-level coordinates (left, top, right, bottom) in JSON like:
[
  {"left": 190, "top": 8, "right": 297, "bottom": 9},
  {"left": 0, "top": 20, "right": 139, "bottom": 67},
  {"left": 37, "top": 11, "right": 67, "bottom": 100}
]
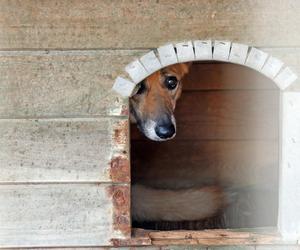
[{"left": 130, "top": 63, "right": 228, "bottom": 223}]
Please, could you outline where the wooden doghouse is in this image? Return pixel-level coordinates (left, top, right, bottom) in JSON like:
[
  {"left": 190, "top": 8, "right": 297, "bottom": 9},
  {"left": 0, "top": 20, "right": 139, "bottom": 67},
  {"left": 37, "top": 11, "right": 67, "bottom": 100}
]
[
  {"left": 113, "top": 40, "right": 300, "bottom": 243},
  {"left": 1, "top": 1, "right": 300, "bottom": 250}
]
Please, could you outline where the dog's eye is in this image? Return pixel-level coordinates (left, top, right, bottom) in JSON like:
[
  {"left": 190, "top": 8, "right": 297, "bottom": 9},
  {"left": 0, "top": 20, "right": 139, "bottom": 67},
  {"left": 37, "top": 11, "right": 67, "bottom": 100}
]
[
  {"left": 164, "top": 76, "right": 178, "bottom": 90},
  {"left": 136, "top": 81, "right": 146, "bottom": 95}
]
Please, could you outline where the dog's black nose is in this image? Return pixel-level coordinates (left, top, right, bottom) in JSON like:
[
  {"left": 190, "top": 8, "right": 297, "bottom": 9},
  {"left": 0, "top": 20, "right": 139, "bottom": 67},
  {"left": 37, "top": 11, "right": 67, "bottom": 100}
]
[{"left": 155, "top": 123, "right": 175, "bottom": 139}]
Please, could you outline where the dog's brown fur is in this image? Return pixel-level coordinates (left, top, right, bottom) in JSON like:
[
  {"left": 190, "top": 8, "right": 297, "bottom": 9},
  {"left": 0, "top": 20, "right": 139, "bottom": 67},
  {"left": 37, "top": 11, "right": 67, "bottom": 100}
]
[{"left": 130, "top": 63, "right": 227, "bottom": 223}]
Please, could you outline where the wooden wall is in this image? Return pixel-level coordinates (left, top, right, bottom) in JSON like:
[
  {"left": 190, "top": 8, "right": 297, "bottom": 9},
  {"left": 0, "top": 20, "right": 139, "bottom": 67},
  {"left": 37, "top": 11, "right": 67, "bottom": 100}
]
[{"left": 0, "top": 0, "right": 300, "bottom": 248}]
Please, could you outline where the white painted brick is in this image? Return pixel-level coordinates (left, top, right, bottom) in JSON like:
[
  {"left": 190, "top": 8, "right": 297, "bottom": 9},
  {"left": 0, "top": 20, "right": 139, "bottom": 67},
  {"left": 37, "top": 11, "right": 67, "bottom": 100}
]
[
  {"left": 125, "top": 59, "right": 148, "bottom": 83},
  {"left": 213, "top": 40, "right": 231, "bottom": 61},
  {"left": 193, "top": 40, "right": 213, "bottom": 60},
  {"left": 140, "top": 50, "right": 162, "bottom": 75},
  {"left": 175, "top": 41, "right": 195, "bottom": 62},
  {"left": 261, "top": 56, "right": 284, "bottom": 79},
  {"left": 157, "top": 43, "right": 178, "bottom": 67},
  {"left": 245, "top": 47, "right": 268, "bottom": 70},
  {"left": 274, "top": 67, "right": 298, "bottom": 90},
  {"left": 229, "top": 42, "right": 249, "bottom": 64},
  {"left": 112, "top": 76, "right": 137, "bottom": 97}
]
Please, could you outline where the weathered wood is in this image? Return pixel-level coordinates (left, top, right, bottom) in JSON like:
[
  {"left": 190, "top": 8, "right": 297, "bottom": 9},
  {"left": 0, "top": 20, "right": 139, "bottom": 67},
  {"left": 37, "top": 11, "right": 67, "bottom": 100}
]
[
  {"left": 0, "top": 117, "right": 129, "bottom": 182},
  {"left": 131, "top": 90, "right": 279, "bottom": 140},
  {"left": 208, "top": 247, "right": 255, "bottom": 250},
  {"left": 149, "top": 229, "right": 281, "bottom": 246},
  {"left": 1, "top": 0, "right": 300, "bottom": 49},
  {"left": 279, "top": 92, "right": 300, "bottom": 240},
  {"left": 131, "top": 140, "right": 278, "bottom": 187},
  {"left": 256, "top": 246, "right": 300, "bottom": 250},
  {"left": 0, "top": 49, "right": 298, "bottom": 119},
  {"left": 0, "top": 184, "right": 130, "bottom": 247},
  {"left": 0, "top": 50, "right": 146, "bottom": 118}
]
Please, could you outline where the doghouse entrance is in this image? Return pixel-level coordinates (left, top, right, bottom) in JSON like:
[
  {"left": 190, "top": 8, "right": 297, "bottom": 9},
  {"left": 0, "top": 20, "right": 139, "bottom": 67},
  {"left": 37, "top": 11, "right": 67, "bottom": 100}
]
[{"left": 131, "top": 61, "right": 279, "bottom": 231}]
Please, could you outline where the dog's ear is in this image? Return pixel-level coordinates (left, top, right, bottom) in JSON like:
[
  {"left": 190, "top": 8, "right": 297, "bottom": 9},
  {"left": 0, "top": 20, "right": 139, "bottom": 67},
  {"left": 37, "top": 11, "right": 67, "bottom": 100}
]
[{"left": 178, "top": 62, "right": 192, "bottom": 77}]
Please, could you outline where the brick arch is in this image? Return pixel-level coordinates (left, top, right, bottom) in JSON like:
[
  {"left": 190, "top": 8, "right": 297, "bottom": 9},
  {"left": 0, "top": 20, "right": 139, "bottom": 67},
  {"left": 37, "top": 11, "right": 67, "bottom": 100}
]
[{"left": 112, "top": 40, "right": 297, "bottom": 97}]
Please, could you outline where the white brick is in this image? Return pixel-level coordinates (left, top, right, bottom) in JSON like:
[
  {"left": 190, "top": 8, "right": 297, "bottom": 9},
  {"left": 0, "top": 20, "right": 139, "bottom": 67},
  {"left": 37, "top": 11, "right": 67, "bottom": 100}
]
[
  {"left": 193, "top": 40, "right": 213, "bottom": 60},
  {"left": 213, "top": 40, "right": 231, "bottom": 61},
  {"left": 261, "top": 56, "right": 284, "bottom": 79},
  {"left": 245, "top": 47, "right": 268, "bottom": 70},
  {"left": 112, "top": 76, "right": 137, "bottom": 97},
  {"left": 157, "top": 43, "right": 178, "bottom": 67},
  {"left": 125, "top": 59, "right": 148, "bottom": 83},
  {"left": 229, "top": 43, "right": 249, "bottom": 64},
  {"left": 274, "top": 67, "right": 298, "bottom": 90},
  {"left": 140, "top": 50, "right": 162, "bottom": 75},
  {"left": 175, "top": 41, "right": 195, "bottom": 62}
]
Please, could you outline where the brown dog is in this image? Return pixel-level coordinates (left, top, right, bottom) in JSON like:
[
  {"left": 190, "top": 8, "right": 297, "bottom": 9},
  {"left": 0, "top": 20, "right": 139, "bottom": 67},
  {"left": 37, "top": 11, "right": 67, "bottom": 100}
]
[{"left": 130, "top": 63, "right": 227, "bottom": 223}]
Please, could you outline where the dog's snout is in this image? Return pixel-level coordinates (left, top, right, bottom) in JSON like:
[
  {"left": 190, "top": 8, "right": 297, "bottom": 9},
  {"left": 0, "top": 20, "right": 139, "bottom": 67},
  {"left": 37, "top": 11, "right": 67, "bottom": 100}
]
[{"left": 155, "top": 123, "right": 175, "bottom": 139}]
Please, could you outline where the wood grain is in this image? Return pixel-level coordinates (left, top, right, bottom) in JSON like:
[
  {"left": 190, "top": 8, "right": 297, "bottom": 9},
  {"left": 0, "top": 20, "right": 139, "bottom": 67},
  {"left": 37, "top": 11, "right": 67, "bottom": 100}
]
[
  {"left": 131, "top": 90, "right": 279, "bottom": 140},
  {"left": 0, "top": 0, "right": 300, "bottom": 49},
  {"left": 182, "top": 63, "right": 277, "bottom": 90},
  {"left": 0, "top": 50, "right": 146, "bottom": 118},
  {"left": 0, "top": 184, "right": 130, "bottom": 247},
  {"left": 0, "top": 49, "right": 298, "bottom": 119},
  {"left": 131, "top": 140, "right": 278, "bottom": 187},
  {"left": 0, "top": 117, "right": 129, "bottom": 182}
]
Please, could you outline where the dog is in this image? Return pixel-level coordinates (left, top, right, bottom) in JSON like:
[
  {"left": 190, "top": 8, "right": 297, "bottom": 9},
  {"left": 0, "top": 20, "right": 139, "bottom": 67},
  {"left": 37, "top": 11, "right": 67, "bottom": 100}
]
[{"left": 130, "top": 63, "right": 228, "bottom": 223}]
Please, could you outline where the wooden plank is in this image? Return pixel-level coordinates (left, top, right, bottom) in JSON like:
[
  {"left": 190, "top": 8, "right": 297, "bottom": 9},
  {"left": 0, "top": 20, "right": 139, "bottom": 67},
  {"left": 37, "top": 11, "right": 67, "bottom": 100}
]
[
  {"left": 182, "top": 63, "right": 278, "bottom": 90},
  {"left": 131, "top": 90, "right": 279, "bottom": 140},
  {"left": 149, "top": 229, "right": 281, "bottom": 246},
  {"left": 0, "top": 118, "right": 129, "bottom": 183},
  {"left": 0, "top": 50, "right": 146, "bottom": 118},
  {"left": 279, "top": 92, "right": 300, "bottom": 240},
  {"left": 0, "top": 184, "right": 130, "bottom": 247},
  {"left": 208, "top": 247, "right": 255, "bottom": 250},
  {"left": 131, "top": 140, "right": 278, "bottom": 187},
  {"left": 0, "top": 49, "right": 298, "bottom": 119},
  {"left": 0, "top": 0, "right": 300, "bottom": 49}
]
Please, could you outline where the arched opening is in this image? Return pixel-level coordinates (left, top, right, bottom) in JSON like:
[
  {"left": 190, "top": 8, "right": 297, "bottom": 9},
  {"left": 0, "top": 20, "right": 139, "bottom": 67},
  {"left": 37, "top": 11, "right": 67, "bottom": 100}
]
[{"left": 131, "top": 61, "right": 280, "bottom": 230}]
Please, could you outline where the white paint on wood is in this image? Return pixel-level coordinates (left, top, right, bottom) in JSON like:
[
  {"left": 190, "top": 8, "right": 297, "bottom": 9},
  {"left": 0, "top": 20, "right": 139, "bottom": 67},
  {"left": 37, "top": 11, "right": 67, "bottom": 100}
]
[
  {"left": 175, "top": 41, "right": 195, "bottom": 62},
  {"left": 274, "top": 67, "right": 298, "bottom": 90},
  {"left": 229, "top": 43, "right": 249, "bottom": 64},
  {"left": 140, "top": 50, "right": 162, "bottom": 75},
  {"left": 112, "top": 76, "right": 137, "bottom": 97},
  {"left": 193, "top": 40, "right": 213, "bottom": 60},
  {"left": 261, "top": 56, "right": 284, "bottom": 79},
  {"left": 0, "top": 118, "right": 128, "bottom": 182},
  {"left": 279, "top": 92, "right": 300, "bottom": 240},
  {"left": 213, "top": 40, "right": 231, "bottom": 61},
  {"left": 245, "top": 47, "right": 268, "bottom": 70},
  {"left": 125, "top": 59, "right": 148, "bottom": 83},
  {"left": 157, "top": 43, "right": 178, "bottom": 67},
  {"left": 0, "top": 184, "right": 128, "bottom": 247}
]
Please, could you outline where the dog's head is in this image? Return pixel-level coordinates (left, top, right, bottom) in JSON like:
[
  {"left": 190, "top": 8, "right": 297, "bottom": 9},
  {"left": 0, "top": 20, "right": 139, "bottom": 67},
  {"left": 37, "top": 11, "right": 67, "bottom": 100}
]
[{"left": 130, "top": 63, "right": 190, "bottom": 141}]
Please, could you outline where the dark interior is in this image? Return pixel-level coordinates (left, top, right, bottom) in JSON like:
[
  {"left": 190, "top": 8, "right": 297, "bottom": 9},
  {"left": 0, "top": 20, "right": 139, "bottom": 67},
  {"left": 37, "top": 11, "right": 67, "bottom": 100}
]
[{"left": 131, "top": 62, "right": 279, "bottom": 230}]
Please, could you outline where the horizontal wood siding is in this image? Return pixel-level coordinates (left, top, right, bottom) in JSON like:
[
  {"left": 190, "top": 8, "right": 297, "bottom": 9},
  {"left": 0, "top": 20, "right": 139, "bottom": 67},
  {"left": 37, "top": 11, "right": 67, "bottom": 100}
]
[
  {"left": 0, "top": 0, "right": 300, "bottom": 49},
  {"left": 0, "top": 118, "right": 128, "bottom": 183},
  {"left": 0, "top": 184, "right": 130, "bottom": 247},
  {"left": 0, "top": 50, "right": 147, "bottom": 118}
]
